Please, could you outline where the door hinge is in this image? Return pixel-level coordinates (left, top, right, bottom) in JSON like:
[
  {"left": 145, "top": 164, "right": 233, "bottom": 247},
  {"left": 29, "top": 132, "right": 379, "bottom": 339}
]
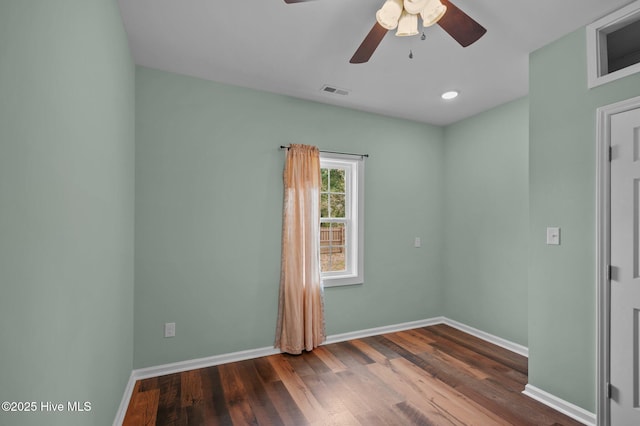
[
  {"left": 606, "top": 382, "right": 612, "bottom": 399},
  {"left": 609, "top": 146, "right": 613, "bottom": 162}
]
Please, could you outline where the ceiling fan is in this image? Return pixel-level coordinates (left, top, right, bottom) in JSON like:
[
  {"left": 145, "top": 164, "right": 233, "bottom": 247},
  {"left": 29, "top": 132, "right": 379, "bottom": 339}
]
[{"left": 283, "top": 0, "right": 486, "bottom": 64}]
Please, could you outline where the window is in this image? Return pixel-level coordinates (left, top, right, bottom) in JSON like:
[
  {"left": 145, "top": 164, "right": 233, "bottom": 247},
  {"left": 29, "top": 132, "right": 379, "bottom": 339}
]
[
  {"left": 587, "top": 1, "right": 640, "bottom": 88},
  {"left": 320, "top": 153, "right": 364, "bottom": 287}
]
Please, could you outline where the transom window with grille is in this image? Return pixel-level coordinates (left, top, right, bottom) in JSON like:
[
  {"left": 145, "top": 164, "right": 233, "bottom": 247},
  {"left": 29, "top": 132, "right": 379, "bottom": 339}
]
[{"left": 320, "top": 154, "right": 364, "bottom": 287}]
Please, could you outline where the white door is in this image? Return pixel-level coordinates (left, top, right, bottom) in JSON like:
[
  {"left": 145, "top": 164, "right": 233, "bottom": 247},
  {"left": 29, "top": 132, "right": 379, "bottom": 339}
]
[{"left": 610, "top": 106, "right": 640, "bottom": 425}]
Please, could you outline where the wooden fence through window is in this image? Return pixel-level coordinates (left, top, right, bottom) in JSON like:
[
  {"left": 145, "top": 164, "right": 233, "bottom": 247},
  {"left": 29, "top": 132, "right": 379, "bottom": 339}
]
[{"left": 320, "top": 226, "right": 344, "bottom": 254}]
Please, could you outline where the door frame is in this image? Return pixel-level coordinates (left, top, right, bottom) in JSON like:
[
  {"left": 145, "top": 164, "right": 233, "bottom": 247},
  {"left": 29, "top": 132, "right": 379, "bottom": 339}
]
[{"left": 596, "top": 95, "right": 640, "bottom": 426}]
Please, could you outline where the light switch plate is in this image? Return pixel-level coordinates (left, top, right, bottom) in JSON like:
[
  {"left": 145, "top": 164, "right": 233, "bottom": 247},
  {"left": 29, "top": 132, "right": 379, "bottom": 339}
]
[
  {"left": 164, "top": 322, "right": 176, "bottom": 338},
  {"left": 546, "top": 227, "right": 560, "bottom": 245}
]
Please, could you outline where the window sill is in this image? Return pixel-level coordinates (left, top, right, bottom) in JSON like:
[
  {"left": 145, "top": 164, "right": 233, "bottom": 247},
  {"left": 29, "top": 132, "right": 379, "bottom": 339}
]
[{"left": 322, "top": 275, "right": 364, "bottom": 288}]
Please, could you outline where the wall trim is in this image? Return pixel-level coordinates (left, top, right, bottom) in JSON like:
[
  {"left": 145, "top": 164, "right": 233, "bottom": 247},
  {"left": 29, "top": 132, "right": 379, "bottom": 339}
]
[
  {"left": 133, "top": 346, "right": 282, "bottom": 381},
  {"left": 523, "top": 384, "right": 596, "bottom": 426},
  {"left": 113, "top": 371, "right": 136, "bottom": 426},
  {"left": 324, "top": 317, "right": 444, "bottom": 344},
  {"left": 114, "top": 316, "right": 527, "bottom": 424},
  {"left": 442, "top": 317, "right": 529, "bottom": 357}
]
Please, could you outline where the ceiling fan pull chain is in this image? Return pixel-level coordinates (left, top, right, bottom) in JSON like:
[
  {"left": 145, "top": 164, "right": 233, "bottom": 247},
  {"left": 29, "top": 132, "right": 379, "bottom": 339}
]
[{"left": 409, "top": 49, "right": 414, "bottom": 59}]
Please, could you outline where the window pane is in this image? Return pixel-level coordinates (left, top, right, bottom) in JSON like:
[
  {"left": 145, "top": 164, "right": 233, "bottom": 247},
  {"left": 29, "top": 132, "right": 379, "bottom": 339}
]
[
  {"left": 321, "top": 168, "right": 328, "bottom": 192},
  {"left": 320, "top": 223, "right": 331, "bottom": 251},
  {"left": 320, "top": 223, "right": 346, "bottom": 273},
  {"left": 329, "top": 169, "right": 345, "bottom": 193},
  {"left": 330, "top": 194, "right": 345, "bottom": 218},
  {"left": 330, "top": 222, "right": 345, "bottom": 247},
  {"left": 320, "top": 193, "right": 328, "bottom": 218}
]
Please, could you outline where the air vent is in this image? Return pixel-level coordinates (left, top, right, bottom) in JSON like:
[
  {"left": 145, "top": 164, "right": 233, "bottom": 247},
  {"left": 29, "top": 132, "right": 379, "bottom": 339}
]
[{"left": 321, "top": 85, "right": 350, "bottom": 96}]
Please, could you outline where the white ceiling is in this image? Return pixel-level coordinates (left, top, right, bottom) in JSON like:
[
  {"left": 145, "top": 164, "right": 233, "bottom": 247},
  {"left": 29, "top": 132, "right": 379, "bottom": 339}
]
[{"left": 117, "top": 0, "right": 634, "bottom": 126}]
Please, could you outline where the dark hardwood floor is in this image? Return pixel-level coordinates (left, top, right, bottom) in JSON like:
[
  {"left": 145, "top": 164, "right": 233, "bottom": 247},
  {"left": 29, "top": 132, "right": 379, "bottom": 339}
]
[{"left": 123, "top": 324, "right": 583, "bottom": 425}]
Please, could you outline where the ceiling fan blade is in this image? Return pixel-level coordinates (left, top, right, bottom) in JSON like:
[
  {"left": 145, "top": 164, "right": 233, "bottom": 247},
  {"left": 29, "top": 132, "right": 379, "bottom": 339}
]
[
  {"left": 350, "top": 22, "right": 388, "bottom": 64},
  {"left": 438, "top": 0, "right": 486, "bottom": 47},
  {"left": 283, "top": 0, "right": 316, "bottom": 3}
]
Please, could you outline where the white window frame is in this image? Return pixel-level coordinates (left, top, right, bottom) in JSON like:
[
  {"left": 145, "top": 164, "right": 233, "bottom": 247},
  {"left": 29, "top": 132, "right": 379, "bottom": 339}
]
[
  {"left": 320, "top": 153, "right": 364, "bottom": 287},
  {"left": 586, "top": 0, "right": 640, "bottom": 88}
]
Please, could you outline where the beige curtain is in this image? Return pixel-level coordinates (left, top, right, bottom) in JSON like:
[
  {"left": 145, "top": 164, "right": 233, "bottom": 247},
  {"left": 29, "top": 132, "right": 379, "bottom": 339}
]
[{"left": 275, "top": 144, "right": 326, "bottom": 354}]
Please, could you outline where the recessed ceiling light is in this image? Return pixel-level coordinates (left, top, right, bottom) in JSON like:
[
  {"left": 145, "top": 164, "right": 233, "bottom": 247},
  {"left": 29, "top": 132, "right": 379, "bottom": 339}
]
[{"left": 441, "top": 90, "right": 459, "bottom": 100}]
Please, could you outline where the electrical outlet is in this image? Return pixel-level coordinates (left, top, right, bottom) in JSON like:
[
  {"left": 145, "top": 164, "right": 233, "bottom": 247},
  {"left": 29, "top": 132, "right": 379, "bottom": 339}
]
[
  {"left": 414, "top": 237, "right": 421, "bottom": 248},
  {"left": 164, "top": 322, "right": 176, "bottom": 338}
]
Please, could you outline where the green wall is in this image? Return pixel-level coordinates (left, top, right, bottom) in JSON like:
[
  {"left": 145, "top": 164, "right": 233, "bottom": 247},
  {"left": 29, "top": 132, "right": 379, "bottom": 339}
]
[
  {"left": 443, "top": 97, "right": 529, "bottom": 346},
  {"left": 5, "top": 1, "right": 631, "bottom": 417},
  {"left": 134, "top": 67, "right": 445, "bottom": 368},
  {"left": 0, "top": 1, "right": 135, "bottom": 425},
  {"left": 529, "top": 28, "right": 640, "bottom": 411}
]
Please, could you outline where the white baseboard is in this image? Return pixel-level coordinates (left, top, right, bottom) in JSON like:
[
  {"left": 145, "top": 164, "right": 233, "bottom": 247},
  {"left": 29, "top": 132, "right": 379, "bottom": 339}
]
[
  {"left": 114, "top": 316, "right": 527, "bottom": 424},
  {"left": 442, "top": 318, "right": 529, "bottom": 357},
  {"left": 113, "top": 371, "right": 136, "bottom": 426},
  {"left": 324, "top": 317, "right": 445, "bottom": 344},
  {"left": 523, "top": 384, "right": 596, "bottom": 426},
  {"left": 113, "top": 346, "right": 280, "bottom": 425},
  {"left": 133, "top": 346, "right": 281, "bottom": 381}
]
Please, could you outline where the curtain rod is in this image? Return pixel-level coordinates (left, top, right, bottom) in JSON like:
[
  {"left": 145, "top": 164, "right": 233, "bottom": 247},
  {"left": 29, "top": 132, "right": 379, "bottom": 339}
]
[{"left": 279, "top": 145, "right": 369, "bottom": 158}]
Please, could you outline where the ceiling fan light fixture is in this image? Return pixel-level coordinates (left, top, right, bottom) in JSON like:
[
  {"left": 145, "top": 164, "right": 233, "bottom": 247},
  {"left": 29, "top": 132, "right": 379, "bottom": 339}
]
[
  {"left": 396, "top": 10, "right": 419, "bottom": 36},
  {"left": 420, "top": 0, "right": 447, "bottom": 27},
  {"left": 376, "top": 0, "right": 403, "bottom": 30},
  {"left": 403, "top": 0, "right": 429, "bottom": 14}
]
